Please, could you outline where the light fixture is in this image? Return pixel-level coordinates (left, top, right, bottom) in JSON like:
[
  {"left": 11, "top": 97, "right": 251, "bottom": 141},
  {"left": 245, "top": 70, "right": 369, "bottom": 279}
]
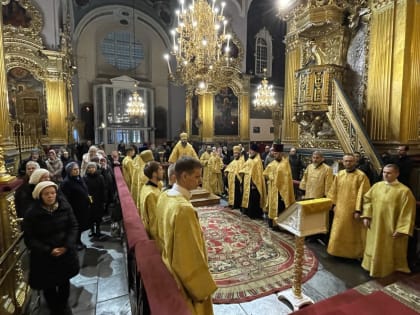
[
  {"left": 126, "top": 86, "right": 146, "bottom": 117},
  {"left": 253, "top": 69, "right": 276, "bottom": 108},
  {"left": 163, "top": 0, "right": 240, "bottom": 94},
  {"left": 126, "top": 2, "right": 146, "bottom": 118}
]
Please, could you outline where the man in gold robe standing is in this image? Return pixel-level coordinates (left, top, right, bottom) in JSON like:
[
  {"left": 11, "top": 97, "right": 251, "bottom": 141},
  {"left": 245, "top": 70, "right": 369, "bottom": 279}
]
[
  {"left": 155, "top": 157, "right": 217, "bottom": 315},
  {"left": 361, "top": 164, "right": 416, "bottom": 277},
  {"left": 122, "top": 146, "right": 135, "bottom": 189},
  {"left": 133, "top": 150, "right": 155, "bottom": 208},
  {"left": 207, "top": 147, "right": 224, "bottom": 195},
  {"left": 239, "top": 143, "right": 266, "bottom": 219},
  {"left": 224, "top": 145, "right": 244, "bottom": 210},
  {"left": 130, "top": 146, "right": 147, "bottom": 199},
  {"left": 299, "top": 150, "right": 334, "bottom": 199},
  {"left": 200, "top": 145, "right": 212, "bottom": 191},
  {"left": 263, "top": 144, "right": 295, "bottom": 229},
  {"left": 327, "top": 153, "right": 370, "bottom": 259},
  {"left": 168, "top": 132, "right": 198, "bottom": 163},
  {"left": 138, "top": 161, "right": 164, "bottom": 239}
]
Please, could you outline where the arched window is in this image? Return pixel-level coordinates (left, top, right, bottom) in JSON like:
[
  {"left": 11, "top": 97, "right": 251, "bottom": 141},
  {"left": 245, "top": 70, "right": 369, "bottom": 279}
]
[{"left": 254, "top": 28, "right": 273, "bottom": 77}]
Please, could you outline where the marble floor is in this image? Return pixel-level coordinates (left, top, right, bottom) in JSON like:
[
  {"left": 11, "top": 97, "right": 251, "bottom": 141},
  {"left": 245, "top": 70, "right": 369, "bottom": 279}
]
[{"left": 26, "top": 207, "right": 415, "bottom": 315}]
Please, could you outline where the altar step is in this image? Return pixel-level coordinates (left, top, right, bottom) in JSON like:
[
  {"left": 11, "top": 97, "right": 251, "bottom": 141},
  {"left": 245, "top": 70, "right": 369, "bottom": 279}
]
[{"left": 190, "top": 188, "right": 221, "bottom": 207}]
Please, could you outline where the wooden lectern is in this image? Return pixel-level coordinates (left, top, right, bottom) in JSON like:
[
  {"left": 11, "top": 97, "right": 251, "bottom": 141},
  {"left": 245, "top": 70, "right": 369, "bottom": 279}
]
[{"left": 275, "top": 198, "right": 332, "bottom": 311}]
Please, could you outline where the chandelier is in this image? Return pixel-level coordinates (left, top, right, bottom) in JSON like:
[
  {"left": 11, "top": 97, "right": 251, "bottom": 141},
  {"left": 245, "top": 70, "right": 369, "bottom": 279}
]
[
  {"left": 163, "top": 0, "right": 239, "bottom": 93},
  {"left": 253, "top": 69, "right": 276, "bottom": 108},
  {"left": 126, "top": 88, "right": 146, "bottom": 117}
]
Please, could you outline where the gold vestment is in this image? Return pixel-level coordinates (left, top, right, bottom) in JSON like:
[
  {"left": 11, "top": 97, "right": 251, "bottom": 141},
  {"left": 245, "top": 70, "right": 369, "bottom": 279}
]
[
  {"left": 361, "top": 181, "right": 416, "bottom": 277},
  {"left": 240, "top": 154, "right": 266, "bottom": 209},
  {"left": 168, "top": 141, "right": 199, "bottom": 163},
  {"left": 155, "top": 191, "right": 217, "bottom": 315},
  {"left": 138, "top": 183, "right": 161, "bottom": 239},
  {"left": 208, "top": 153, "right": 224, "bottom": 195},
  {"left": 122, "top": 156, "right": 133, "bottom": 188},
  {"left": 224, "top": 158, "right": 244, "bottom": 207},
  {"left": 299, "top": 163, "right": 333, "bottom": 198},
  {"left": 200, "top": 151, "right": 211, "bottom": 191},
  {"left": 327, "top": 169, "right": 370, "bottom": 258}
]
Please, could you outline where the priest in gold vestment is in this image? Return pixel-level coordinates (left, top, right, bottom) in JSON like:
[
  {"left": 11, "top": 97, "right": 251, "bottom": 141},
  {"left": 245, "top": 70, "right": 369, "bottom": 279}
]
[
  {"left": 168, "top": 132, "right": 199, "bottom": 163},
  {"left": 155, "top": 157, "right": 217, "bottom": 315},
  {"left": 263, "top": 144, "right": 295, "bottom": 228},
  {"left": 327, "top": 154, "right": 370, "bottom": 259},
  {"left": 122, "top": 147, "right": 135, "bottom": 188},
  {"left": 299, "top": 151, "right": 334, "bottom": 198},
  {"left": 207, "top": 147, "right": 224, "bottom": 195},
  {"left": 130, "top": 146, "right": 147, "bottom": 199},
  {"left": 224, "top": 146, "right": 244, "bottom": 209},
  {"left": 361, "top": 164, "right": 416, "bottom": 278},
  {"left": 200, "top": 146, "right": 212, "bottom": 191},
  {"left": 133, "top": 150, "right": 156, "bottom": 208},
  {"left": 138, "top": 161, "right": 164, "bottom": 239},
  {"left": 239, "top": 144, "right": 266, "bottom": 219}
]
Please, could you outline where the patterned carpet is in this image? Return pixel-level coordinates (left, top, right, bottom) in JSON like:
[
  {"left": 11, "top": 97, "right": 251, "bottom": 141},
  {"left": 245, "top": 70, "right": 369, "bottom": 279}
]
[{"left": 197, "top": 206, "right": 318, "bottom": 304}]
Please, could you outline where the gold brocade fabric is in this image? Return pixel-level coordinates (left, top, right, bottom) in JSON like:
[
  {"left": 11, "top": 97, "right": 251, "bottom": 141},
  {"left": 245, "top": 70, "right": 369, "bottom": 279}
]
[
  {"left": 168, "top": 141, "right": 199, "bottom": 163},
  {"left": 263, "top": 159, "right": 280, "bottom": 218},
  {"left": 200, "top": 151, "right": 212, "bottom": 191},
  {"left": 122, "top": 156, "right": 134, "bottom": 189},
  {"left": 130, "top": 155, "right": 145, "bottom": 199},
  {"left": 327, "top": 169, "right": 371, "bottom": 259},
  {"left": 208, "top": 153, "right": 224, "bottom": 195},
  {"left": 240, "top": 154, "right": 266, "bottom": 209},
  {"left": 155, "top": 192, "right": 217, "bottom": 315},
  {"left": 138, "top": 183, "right": 161, "bottom": 239},
  {"left": 224, "top": 158, "right": 244, "bottom": 207},
  {"left": 263, "top": 158, "right": 295, "bottom": 219},
  {"left": 361, "top": 181, "right": 416, "bottom": 277},
  {"left": 299, "top": 163, "right": 333, "bottom": 198},
  {"left": 297, "top": 198, "right": 333, "bottom": 214}
]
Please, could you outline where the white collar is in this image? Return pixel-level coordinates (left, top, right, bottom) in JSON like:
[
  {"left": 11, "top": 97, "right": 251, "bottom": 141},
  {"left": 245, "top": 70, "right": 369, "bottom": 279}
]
[{"left": 167, "top": 183, "right": 192, "bottom": 200}]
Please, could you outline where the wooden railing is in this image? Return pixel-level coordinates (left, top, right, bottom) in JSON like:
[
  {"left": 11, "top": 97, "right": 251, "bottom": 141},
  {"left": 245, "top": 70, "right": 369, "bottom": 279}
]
[{"left": 114, "top": 167, "right": 192, "bottom": 315}]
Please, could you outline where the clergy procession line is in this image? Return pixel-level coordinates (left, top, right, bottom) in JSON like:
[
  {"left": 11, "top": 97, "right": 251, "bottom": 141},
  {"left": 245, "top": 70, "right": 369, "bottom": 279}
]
[
  {"left": 17, "top": 132, "right": 416, "bottom": 315},
  {"left": 118, "top": 132, "right": 417, "bottom": 315}
]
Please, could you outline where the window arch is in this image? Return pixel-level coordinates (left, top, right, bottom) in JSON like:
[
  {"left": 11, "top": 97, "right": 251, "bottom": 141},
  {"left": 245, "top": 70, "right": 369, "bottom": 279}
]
[{"left": 254, "top": 27, "right": 273, "bottom": 77}]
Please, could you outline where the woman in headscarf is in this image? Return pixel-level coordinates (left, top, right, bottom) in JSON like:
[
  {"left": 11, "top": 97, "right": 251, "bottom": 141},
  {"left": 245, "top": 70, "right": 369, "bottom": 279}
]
[
  {"left": 60, "top": 162, "right": 91, "bottom": 249},
  {"left": 15, "top": 168, "right": 50, "bottom": 218},
  {"left": 46, "top": 149, "right": 64, "bottom": 183},
  {"left": 83, "top": 162, "right": 106, "bottom": 238},
  {"left": 23, "top": 181, "right": 79, "bottom": 315}
]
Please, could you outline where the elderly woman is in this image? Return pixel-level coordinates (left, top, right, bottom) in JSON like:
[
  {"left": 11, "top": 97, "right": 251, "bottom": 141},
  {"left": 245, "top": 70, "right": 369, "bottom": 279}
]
[
  {"left": 23, "top": 181, "right": 79, "bottom": 315},
  {"left": 15, "top": 168, "right": 50, "bottom": 218},
  {"left": 84, "top": 162, "right": 106, "bottom": 238},
  {"left": 46, "top": 149, "right": 64, "bottom": 183},
  {"left": 61, "top": 162, "right": 91, "bottom": 249}
]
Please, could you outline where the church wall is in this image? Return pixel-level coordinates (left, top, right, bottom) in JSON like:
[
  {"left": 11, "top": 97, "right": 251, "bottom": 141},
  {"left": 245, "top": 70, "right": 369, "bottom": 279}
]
[{"left": 33, "top": 0, "right": 61, "bottom": 49}]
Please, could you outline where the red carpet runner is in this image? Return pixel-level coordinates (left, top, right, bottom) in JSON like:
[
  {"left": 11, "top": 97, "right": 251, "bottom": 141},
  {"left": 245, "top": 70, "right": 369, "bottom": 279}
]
[{"left": 197, "top": 206, "right": 318, "bottom": 304}]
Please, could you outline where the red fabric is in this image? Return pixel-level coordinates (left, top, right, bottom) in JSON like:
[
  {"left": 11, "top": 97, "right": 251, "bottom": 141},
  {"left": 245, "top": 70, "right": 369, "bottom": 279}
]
[
  {"left": 292, "top": 289, "right": 418, "bottom": 315},
  {"left": 114, "top": 167, "right": 149, "bottom": 249},
  {"left": 291, "top": 289, "right": 362, "bottom": 315},
  {"left": 0, "top": 177, "right": 23, "bottom": 193},
  {"left": 135, "top": 241, "right": 192, "bottom": 315}
]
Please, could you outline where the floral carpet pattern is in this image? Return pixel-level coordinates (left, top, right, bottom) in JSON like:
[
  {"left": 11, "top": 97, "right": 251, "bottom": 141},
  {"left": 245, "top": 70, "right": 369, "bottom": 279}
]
[{"left": 197, "top": 206, "right": 318, "bottom": 303}]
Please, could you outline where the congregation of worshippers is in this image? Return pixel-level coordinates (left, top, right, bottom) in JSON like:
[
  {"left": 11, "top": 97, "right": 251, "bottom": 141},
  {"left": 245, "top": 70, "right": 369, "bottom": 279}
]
[{"left": 18, "top": 132, "right": 418, "bottom": 314}]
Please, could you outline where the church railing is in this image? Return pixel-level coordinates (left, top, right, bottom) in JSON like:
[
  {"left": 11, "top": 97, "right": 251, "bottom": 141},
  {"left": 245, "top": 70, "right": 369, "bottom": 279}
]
[
  {"left": 114, "top": 167, "right": 192, "bottom": 315},
  {"left": 327, "top": 79, "right": 383, "bottom": 174}
]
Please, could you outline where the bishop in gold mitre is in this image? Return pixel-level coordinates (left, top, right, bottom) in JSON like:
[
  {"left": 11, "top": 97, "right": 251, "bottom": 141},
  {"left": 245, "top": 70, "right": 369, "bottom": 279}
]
[{"left": 168, "top": 132, "right": 198, "bottom": 163}]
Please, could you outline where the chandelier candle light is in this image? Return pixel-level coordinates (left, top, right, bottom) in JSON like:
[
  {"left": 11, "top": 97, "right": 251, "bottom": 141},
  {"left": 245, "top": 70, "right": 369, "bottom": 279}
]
[
  {"left": 126, "top": 84, "right": 146, "bottom": 117},
  {"left": 163, "top": 0, "right": 233, "bottom": 92},
  {"left": 253, "top": 69, "right": 276, "bottom": 108}
]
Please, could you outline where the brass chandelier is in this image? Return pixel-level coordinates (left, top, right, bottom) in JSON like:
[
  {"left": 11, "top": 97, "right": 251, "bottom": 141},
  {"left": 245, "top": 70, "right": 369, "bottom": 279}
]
[
  {"left": 126, "top": 87, "right": 146, "bottom": 117},
  {"left": 164, "top": 0, "right": 240, "bottom": 93},
  {"left": 253, "top": 69, "right": 276, "bottom": 108}
]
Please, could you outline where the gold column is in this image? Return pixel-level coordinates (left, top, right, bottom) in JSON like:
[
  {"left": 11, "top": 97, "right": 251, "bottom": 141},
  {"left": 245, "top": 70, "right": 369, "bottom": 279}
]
[
  {"left": 0, "top": 8, "right": 13, "bottom": 150},
  {"left": 45, "top": 80, "right": 67, "bottom": 145},
  {"left": 239, "top": 94, "right": 250, "bottom": 142},
  {"left": 282, "top": 33, "right": 300, "bottom": 146},
  {"left": 201, "top": 93, "right": 213, "bottom": 142},
  {"left": 367, "top": 0, "right": 420, "bottom": 144}
]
